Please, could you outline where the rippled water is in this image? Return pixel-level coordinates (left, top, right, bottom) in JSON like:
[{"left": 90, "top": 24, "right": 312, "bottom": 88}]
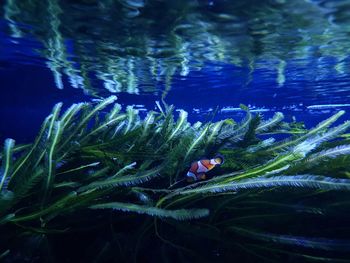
[
  {"left": 2, "top": 0, "right": 350, "bottom": 141},
  {"left": 2, "top": 2, "right": 350, "bottom": 262}
]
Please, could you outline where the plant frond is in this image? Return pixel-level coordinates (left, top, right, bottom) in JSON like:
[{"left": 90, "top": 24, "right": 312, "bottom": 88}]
[
  {"left": 155, "top": 101, "right": 165, "bottom": 116},
  {"left": 56, "top": 162, "right": 100, "bottom": 175},
  {"left": 167, "top": 110, "right": 188, "bottom": 141},
  {"left": 184, "top": 125, "right": 209, "bottom": 160},
  {"left": 247, "top": 138, "right": 275, "bottom": 153},
  {"left": 141, "top": 111, "right": 156, "bottom": 137},
  {"left": 43, "top": 121, "right": 63, "bottom": 202},
  {"left": 218, "top": 109, "right": 252, "bottom": 143},
  {"left": 78, "top": 165, "right": 163, "bottom": 191},
  {"left": 47, "top": 102, "right": 63, "bottom": 139},
  {"left": 111, "top": 162, "right": 137, "bottom": 178},
  {"left": 0, "top": 249, "right": 9, "bottom": 260},
  {"left": 60, "top": 102, "right": 85, "bottom": 128},
  {"left": 10, "top": 114, "right": 51, "bottom": 180},
  {"left": 111, "top": 120, "right": 126, "bottom": 138},
  {"left": 238, "top": 114, "right": 260, "bottom": 146},
  {"left": 11, "top": 191, "right": 79, "bottom": 222},
  {"left": 307, "top": 145, "right": 350, "bottom": 164},
  {"left": 82, "top": 96, "right": 117, "bottom": 127},
  {"left": 9, "top": 144, "right": 31, "bottom": 156},
  {"left": 58, "top": 96, "right": 117, "bottom": 151},
  {"left": 230, "top": 107, "right": 252, "bottom": 141},
  {"left": 314, "top": 121, "right": 350, "bottom": 145},
  {"left": 54, "top": 181, "right": 81, "bottom": 188},
  {"left": 82, "top": 115, "right": 126, "bottom": 141},
  {"left": 207, "top": 121, "right": 224, "bottom": 144},
  {"left": 217, "top": 152, "right": 301, "bottom": 183},
  {"left": 193, "top": 121, "right": 202, "bottom": 130},
  {"left": 256, "top": 112, "right": 284, "bottom": 133},
  {"left": 294, "top": 121, "right": 350, "bottom": 157},
  {"left": 106, "top": 103, "right": 122, "bottom": 120},
  {"left": 313, "top": 110, "right": 345, "bottom": 132},
  {"left": 0, "top": 139, "right": 15, "bottom": 192},
  {"left": 180, "top": 175, "right": 350, "bottom": 195},
  {"left": 230, "top": 226, "right": 350, "bottom": 251},
  {"left": 132, "top": 189, "right": 153, "bottom": 204},
  {"left": 270, "top": 111, "right": 346, "bottom": 152},
  {"left": 124, "top": 106, "right": 139, "bottom": 134},
  {"left": 89, "top": 201, "right": 209, "bottom": 220},
  {"left": 11, "top": 167, "right": 43, "bottom": 201}
]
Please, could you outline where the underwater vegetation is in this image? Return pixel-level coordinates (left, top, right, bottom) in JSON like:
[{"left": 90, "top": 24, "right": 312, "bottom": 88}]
[{"left": 1, "top": 96, "right": 350, "bottom": 262}]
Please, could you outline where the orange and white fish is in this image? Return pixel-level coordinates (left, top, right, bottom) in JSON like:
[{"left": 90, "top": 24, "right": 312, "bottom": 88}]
[{"left": 186, "top": 155, "right": 224, "bottom": 182}]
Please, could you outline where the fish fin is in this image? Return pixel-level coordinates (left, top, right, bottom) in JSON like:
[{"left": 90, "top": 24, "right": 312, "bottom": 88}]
[{"left": 198, "top": 173, "right": 206, "bottom": 180}]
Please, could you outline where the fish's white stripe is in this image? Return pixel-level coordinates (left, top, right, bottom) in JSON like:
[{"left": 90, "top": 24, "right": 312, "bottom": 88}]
[
  {"left": 197, "top": 161, "right": 208, "bottom": 173},
  {"left": 210, "top": 159, "right": 218, "bottom": 165}
]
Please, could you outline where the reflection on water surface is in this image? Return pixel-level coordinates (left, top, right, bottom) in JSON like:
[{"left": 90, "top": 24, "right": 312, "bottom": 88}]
[{"left": 2, "top": 0, "right": 350, "bottom": 98}]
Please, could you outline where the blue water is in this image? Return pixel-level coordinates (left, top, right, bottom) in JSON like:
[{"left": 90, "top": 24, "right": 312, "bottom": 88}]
[
  {"left": 3, "top": 61, "right": 349, "bottom": 142},
  {"left": 2, "top": 0, "right": 350, "bottom": 144},
  {"left": 2, "top": 1, "right": 350, "bottom": 261}
]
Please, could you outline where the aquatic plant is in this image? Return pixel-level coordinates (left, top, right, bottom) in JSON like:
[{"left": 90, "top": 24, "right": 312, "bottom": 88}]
[{"left": 1, "top": 97, "right": 350, "bottom": 262}]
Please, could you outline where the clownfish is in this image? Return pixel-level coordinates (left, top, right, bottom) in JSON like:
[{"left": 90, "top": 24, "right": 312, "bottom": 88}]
[{"left": 186, "top": 155, "right": 224, "bottom": 182}]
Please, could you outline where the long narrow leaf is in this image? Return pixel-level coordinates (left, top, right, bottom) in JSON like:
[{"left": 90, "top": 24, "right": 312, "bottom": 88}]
[
  {"left": 308, "top": 145, "right": 350, "bottom": 163},
  {"left": 78, "top": 165, "right": 163, "bottom": 191},
  {"left": 89, "top": 202, "right": 209, "bottom": 220},
  {"left": 180, "top": 175, "right": 350, "bottom": 195},
  {"left": 230, "top": 226, "right": 350, "bottom": 251},
  {"left": 270, "top": 111, "right": 345, "bottom": 152},
  {"left": 0, "top": 139, "right": 15, "bottom": 192},
  {"left": 256, "top": 112, "right": 284, "bottom": 133}
]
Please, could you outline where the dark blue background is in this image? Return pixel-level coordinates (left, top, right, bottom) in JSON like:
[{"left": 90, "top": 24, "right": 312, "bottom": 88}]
[{"left": 1, "top": 60, "right": 349, "bottom": 143}]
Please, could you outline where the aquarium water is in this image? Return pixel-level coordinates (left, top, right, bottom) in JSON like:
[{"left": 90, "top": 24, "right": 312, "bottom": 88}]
[{"left": 1, "top": 1, "right": 350, "bottom": 262}]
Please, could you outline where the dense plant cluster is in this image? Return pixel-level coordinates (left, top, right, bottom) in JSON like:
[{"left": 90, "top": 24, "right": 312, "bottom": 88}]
[{"left": 1, "top": 97, "right": 350, "bottom": 262}]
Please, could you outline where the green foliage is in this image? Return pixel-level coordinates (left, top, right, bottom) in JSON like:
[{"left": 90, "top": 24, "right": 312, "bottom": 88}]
[
  {"left": 179, "top": 175, "right": 350, "bottom": 195},
  {"left": 0, "top": 138, "right": 15, "bottom": 192},
  {"left": 89, "top": 202, "right": 209, "bottom": 220},
  {"left": 229, "top": 226, "right": 350, "bottom": 251},
  {"left": 1, "top": 98, "right": 350, "bottom": 261}
]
